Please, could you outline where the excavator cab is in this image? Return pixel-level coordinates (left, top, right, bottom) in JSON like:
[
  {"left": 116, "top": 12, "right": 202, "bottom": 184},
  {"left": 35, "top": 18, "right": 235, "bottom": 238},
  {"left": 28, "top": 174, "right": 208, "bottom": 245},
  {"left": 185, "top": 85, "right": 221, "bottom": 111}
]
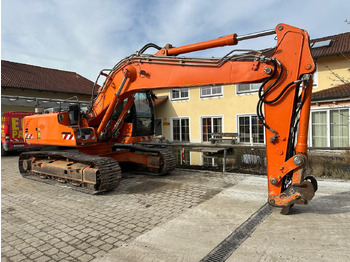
[
  {"left": 112, "top": 91, "right": 155, "bottom": 139},
  {"left": 131, "top": 92, "right": 155, "bottom": 137}
]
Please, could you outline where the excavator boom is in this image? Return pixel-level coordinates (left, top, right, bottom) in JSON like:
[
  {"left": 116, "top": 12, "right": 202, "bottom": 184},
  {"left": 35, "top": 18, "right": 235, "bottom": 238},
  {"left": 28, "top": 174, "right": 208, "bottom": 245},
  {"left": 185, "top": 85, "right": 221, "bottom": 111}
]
[{"left": 21, "top": 23, "right": 317, "bottom": 214}]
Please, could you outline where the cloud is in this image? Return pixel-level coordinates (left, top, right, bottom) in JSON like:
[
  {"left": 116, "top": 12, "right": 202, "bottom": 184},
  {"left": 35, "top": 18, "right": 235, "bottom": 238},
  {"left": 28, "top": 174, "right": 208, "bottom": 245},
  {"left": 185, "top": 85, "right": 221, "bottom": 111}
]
[
  {"left": 2, "top": 0, "right": 137, "bottom": 79},
  {"left": 2, "top": 0, "right": 350, "bottom": 81}
]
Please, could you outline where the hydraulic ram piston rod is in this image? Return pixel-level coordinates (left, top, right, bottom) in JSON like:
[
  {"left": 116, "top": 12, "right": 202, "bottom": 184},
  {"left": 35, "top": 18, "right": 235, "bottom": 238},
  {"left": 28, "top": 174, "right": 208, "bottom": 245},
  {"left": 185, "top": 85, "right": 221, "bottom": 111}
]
[{"left": 237, "top": 29, "right": 276, "bottom": 41}]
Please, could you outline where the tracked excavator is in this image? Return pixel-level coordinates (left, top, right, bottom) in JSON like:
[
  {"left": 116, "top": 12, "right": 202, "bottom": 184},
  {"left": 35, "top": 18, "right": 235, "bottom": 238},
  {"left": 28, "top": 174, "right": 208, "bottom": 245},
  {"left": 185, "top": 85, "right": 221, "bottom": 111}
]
[{"left": 20, "top": 24, "right": 317, "bottom": 214}]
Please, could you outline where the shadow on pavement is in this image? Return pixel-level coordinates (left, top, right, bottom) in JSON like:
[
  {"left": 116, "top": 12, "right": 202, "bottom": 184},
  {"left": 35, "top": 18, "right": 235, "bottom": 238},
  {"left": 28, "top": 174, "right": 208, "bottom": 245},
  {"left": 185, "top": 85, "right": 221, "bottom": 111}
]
[{"left": 288, "top": 191, "right": 350, "bottom": 215}]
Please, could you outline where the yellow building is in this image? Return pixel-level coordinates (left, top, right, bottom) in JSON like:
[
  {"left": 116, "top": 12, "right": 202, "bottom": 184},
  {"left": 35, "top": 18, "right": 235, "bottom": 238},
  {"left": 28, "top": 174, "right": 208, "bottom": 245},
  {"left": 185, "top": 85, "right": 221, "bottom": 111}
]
[{"left": 154, "top": 32, "right": 350, "bottom": 165}]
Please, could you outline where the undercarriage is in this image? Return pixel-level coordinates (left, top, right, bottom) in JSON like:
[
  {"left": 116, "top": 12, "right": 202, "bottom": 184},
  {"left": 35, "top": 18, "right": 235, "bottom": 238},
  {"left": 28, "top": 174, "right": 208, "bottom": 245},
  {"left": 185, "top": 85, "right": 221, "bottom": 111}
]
[{"left": 19, "top": 145, "right": 176, "bottom": 194}]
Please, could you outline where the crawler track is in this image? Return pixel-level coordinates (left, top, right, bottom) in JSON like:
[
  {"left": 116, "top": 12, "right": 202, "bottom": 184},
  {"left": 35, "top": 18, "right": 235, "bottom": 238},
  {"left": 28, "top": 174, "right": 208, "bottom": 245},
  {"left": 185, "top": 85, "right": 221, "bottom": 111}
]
[
  {"left": 157, "top": 147, "right": 177, "bottom": 174},
  {"left": 114, "top": 145, "right": 177, "bottom": 175},
  {"left": 19, "top": 151, "right": 122, "bottom": 194},
  {"left": 18, "top": 146, "right": 176, "bottom": 194}
]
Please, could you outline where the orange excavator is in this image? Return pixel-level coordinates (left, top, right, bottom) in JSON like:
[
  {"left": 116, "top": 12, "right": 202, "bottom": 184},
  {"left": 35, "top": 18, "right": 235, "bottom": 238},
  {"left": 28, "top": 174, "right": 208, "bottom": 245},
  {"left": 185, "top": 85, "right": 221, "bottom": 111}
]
[{"left": 20, "top": 24, "right": 317, "bottom": 214}]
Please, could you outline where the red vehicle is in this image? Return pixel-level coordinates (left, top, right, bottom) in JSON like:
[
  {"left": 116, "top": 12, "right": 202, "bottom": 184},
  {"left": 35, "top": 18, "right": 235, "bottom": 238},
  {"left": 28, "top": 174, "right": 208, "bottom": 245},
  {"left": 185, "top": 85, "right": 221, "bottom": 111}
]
[{"left": 1, "top": 111, "right": 42, "bottom": 156}]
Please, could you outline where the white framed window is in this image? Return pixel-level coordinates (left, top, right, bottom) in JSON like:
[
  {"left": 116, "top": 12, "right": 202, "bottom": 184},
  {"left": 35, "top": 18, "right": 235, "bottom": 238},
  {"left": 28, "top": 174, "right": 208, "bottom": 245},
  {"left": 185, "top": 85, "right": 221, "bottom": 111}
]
[
  {"left": 201, "top": 116, "right": 223, "bottom": 142},
  {"left": 237, "top": 115, "right": 265, "bottom": 144},
  {"left": 310, "top": 107, "right": 350, "bottom": 147},
  {"left": 236, "top": 83, "right": 261, "bottom": 94},
  {"left": 171, "top": 88, "right": 189, "bottom": 101},
  {"left": 171, "top": 117, "right": 190, "bottom": 142},
  {"left": 311, "top": 111, "right": 327, "bottom": 147},
  {"left": 200, "top": 86, "right": 223, "bottom": 98}
]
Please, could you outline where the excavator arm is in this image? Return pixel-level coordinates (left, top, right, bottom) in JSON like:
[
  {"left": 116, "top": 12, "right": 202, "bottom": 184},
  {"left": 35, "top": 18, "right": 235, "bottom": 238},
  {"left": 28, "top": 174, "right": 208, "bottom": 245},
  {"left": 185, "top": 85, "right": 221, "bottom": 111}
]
[{"left": 21, "top": 23, "right": 317, "bottom": 214}]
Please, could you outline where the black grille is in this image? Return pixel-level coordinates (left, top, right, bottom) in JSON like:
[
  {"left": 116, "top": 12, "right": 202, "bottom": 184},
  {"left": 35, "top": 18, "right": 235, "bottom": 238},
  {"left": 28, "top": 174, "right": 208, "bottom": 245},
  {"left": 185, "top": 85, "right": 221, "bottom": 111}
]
[{"left": 200, "top": 203, "right": 273, "bottom": 262}]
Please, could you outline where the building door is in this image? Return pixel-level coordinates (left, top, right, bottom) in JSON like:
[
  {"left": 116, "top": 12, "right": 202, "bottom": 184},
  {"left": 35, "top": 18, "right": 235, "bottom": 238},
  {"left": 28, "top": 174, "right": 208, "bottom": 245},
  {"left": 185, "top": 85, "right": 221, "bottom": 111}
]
[{"left": 201, "top": 116, "right": 222, "bottom": 142}]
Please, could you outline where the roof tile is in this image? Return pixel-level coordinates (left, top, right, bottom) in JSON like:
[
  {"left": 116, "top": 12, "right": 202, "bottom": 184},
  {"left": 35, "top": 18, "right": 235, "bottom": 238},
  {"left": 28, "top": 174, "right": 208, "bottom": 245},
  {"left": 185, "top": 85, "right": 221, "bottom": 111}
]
[
  {"left": 1, "top": 60, "right": 96, "bottom": 95},
  {"left": 311, "top": 32, "right": 350, "bottom": 58},
  {"left": 312, "top": 82, "right": 350, "bottom": 101}
]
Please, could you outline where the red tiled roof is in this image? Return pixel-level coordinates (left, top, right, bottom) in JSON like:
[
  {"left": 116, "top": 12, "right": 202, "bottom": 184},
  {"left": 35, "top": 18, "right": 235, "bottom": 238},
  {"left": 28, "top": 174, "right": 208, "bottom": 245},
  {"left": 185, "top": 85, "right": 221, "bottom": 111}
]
[
  {"left": 261, "top": 32, "right": 350, "bottom": 59},
  {"left": 1, "top": 60, "right": 95, "bottom": 95},
  {"left": 312, "top": 82, "right": 350, "bottom": 101},
  {"left": 310, "top": 32, "right": 350, "bottom": 58}
]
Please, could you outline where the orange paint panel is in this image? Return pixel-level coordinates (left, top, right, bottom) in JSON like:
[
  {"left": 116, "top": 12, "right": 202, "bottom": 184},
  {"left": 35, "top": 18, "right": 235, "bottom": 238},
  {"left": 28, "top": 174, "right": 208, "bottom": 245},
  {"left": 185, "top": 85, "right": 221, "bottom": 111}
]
[{"left": 24, "top": 113, "right": 77, "bottom": 147}]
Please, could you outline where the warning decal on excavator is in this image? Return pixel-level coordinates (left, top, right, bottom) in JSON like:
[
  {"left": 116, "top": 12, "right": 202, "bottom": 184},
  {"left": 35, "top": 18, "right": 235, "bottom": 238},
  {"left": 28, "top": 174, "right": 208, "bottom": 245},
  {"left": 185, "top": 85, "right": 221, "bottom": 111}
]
[
  {"left": 25, "top": 134, "right": 33, "bottom": 139},
  {"left": 62, "top": 132, "right": 75, "bottom": 140}
]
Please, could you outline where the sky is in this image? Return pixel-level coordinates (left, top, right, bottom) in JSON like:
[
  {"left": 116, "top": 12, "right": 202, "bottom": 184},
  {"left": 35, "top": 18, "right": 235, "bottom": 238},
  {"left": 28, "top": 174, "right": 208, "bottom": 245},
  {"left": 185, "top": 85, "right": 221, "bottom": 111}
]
[{"left": 2, "top": 0, "right": 350, "bottom": 82}]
